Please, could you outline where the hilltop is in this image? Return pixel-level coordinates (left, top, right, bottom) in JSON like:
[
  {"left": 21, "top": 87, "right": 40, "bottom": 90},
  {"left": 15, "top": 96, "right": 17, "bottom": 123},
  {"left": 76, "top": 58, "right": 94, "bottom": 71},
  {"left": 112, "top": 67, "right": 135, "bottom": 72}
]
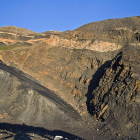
[{"left": 0, "top": 26, "right": 38, "bottom": 35}]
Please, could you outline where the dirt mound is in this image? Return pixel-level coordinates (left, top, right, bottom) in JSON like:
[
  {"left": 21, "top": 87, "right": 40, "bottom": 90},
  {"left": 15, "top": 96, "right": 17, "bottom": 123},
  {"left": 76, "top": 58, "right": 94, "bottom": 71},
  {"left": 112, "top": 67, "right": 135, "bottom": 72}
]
[{"left": 89, "top": 45, "right": 140, "bottom": 139}]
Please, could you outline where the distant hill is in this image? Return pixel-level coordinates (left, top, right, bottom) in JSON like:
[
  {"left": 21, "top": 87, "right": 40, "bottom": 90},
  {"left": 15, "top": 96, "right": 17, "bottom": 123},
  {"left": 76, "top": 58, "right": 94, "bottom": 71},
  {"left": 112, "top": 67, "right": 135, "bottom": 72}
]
[
  {"left": 75, "top": 16, "right": 140, "bottom": 33},
  {"left": 0, "top": 26, "right": 38, "bottom": 35},
  {"left": 58, "top": 16, "right": 140, "bottom": 46},
  {"left": 42, "top": 30, "right": 62, "bottom": 35},
  {"left": 0, "top": 16, "right": 140, "bottom": 47}
]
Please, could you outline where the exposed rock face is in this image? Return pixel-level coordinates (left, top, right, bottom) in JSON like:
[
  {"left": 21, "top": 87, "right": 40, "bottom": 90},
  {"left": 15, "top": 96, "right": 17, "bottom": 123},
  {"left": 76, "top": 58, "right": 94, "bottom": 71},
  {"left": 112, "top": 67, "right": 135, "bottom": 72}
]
[
  {"left": 89, "top": 46, "right": 140, "bottom": 139},
  {"left": 0, "top": 16, "right": 140, "bottom": 139},
  {"left": 0, "top": 25, "right": 124, "bottom": 52},
  {"left": 1, "top": 16, "right": 140, "bottom": 51},
  {"left": 76, "top": 16, "right": 140, "bottom": 33},
  {"left": 0, "top": 44, "right": 120, "bottom": 116},
  {"left": 0, "top": 28, "right": 122, "bottom": 52},
  {"left": 0, "top": 63, "right": 90, "bottom": 139},
  {"left": 46, "top": 35, "right": 122, "bottom": 52}
]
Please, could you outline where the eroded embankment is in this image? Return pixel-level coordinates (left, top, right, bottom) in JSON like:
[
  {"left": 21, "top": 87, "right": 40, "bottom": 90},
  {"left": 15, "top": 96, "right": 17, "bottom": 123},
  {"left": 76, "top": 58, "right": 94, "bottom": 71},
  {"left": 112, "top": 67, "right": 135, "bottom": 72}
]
[{"left": 0, "top": 61, "right": 93, "bottom": 140}]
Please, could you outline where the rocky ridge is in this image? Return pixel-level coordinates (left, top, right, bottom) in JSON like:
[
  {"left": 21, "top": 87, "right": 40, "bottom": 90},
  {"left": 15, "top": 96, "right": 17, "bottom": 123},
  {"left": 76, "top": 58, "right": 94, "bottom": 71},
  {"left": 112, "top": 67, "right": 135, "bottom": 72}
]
[{"left": 0, "top": 25, "right": 123, "bottom": 52}]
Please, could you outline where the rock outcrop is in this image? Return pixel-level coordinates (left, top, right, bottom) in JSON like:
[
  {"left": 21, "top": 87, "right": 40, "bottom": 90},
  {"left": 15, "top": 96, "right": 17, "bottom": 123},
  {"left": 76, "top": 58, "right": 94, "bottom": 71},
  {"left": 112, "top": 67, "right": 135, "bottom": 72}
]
[
  {"left": 0, "top": 16, "right": 140, "bottom": 139},
  {"left": 89, "top": 46, "right": 140, "bottom": 139}
]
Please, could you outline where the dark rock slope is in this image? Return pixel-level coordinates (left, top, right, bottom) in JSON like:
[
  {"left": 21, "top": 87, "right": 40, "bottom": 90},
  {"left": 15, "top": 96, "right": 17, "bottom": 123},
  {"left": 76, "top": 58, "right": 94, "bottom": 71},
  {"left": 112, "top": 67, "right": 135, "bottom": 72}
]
[
  {"left": 89, "top": 45, "right": 140, "bottom": 139},
  {"left": 0, "top": 61, "right": 92, "bottom": 140}
]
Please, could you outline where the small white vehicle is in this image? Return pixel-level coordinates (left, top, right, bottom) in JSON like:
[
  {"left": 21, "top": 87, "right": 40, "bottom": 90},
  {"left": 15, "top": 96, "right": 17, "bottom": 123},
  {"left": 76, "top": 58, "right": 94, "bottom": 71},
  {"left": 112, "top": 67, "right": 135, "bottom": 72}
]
[{"left": 54, "top": 136, "right": 63, "bottom": 140}]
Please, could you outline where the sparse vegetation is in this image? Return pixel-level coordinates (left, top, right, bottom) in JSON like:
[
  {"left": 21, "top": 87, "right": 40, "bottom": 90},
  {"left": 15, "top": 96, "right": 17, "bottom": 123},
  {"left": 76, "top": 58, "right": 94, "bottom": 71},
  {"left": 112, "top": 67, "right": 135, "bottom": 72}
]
[{"left": 0, "top": 46, "right": 15, "bottom": 50}]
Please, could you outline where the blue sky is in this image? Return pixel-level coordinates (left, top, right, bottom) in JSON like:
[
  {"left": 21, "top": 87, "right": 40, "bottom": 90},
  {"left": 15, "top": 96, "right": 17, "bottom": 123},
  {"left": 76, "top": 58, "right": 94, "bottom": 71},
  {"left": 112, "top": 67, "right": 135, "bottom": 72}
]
[{"left": 0, "top": 0, "right": 140, "bottom": 33}]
